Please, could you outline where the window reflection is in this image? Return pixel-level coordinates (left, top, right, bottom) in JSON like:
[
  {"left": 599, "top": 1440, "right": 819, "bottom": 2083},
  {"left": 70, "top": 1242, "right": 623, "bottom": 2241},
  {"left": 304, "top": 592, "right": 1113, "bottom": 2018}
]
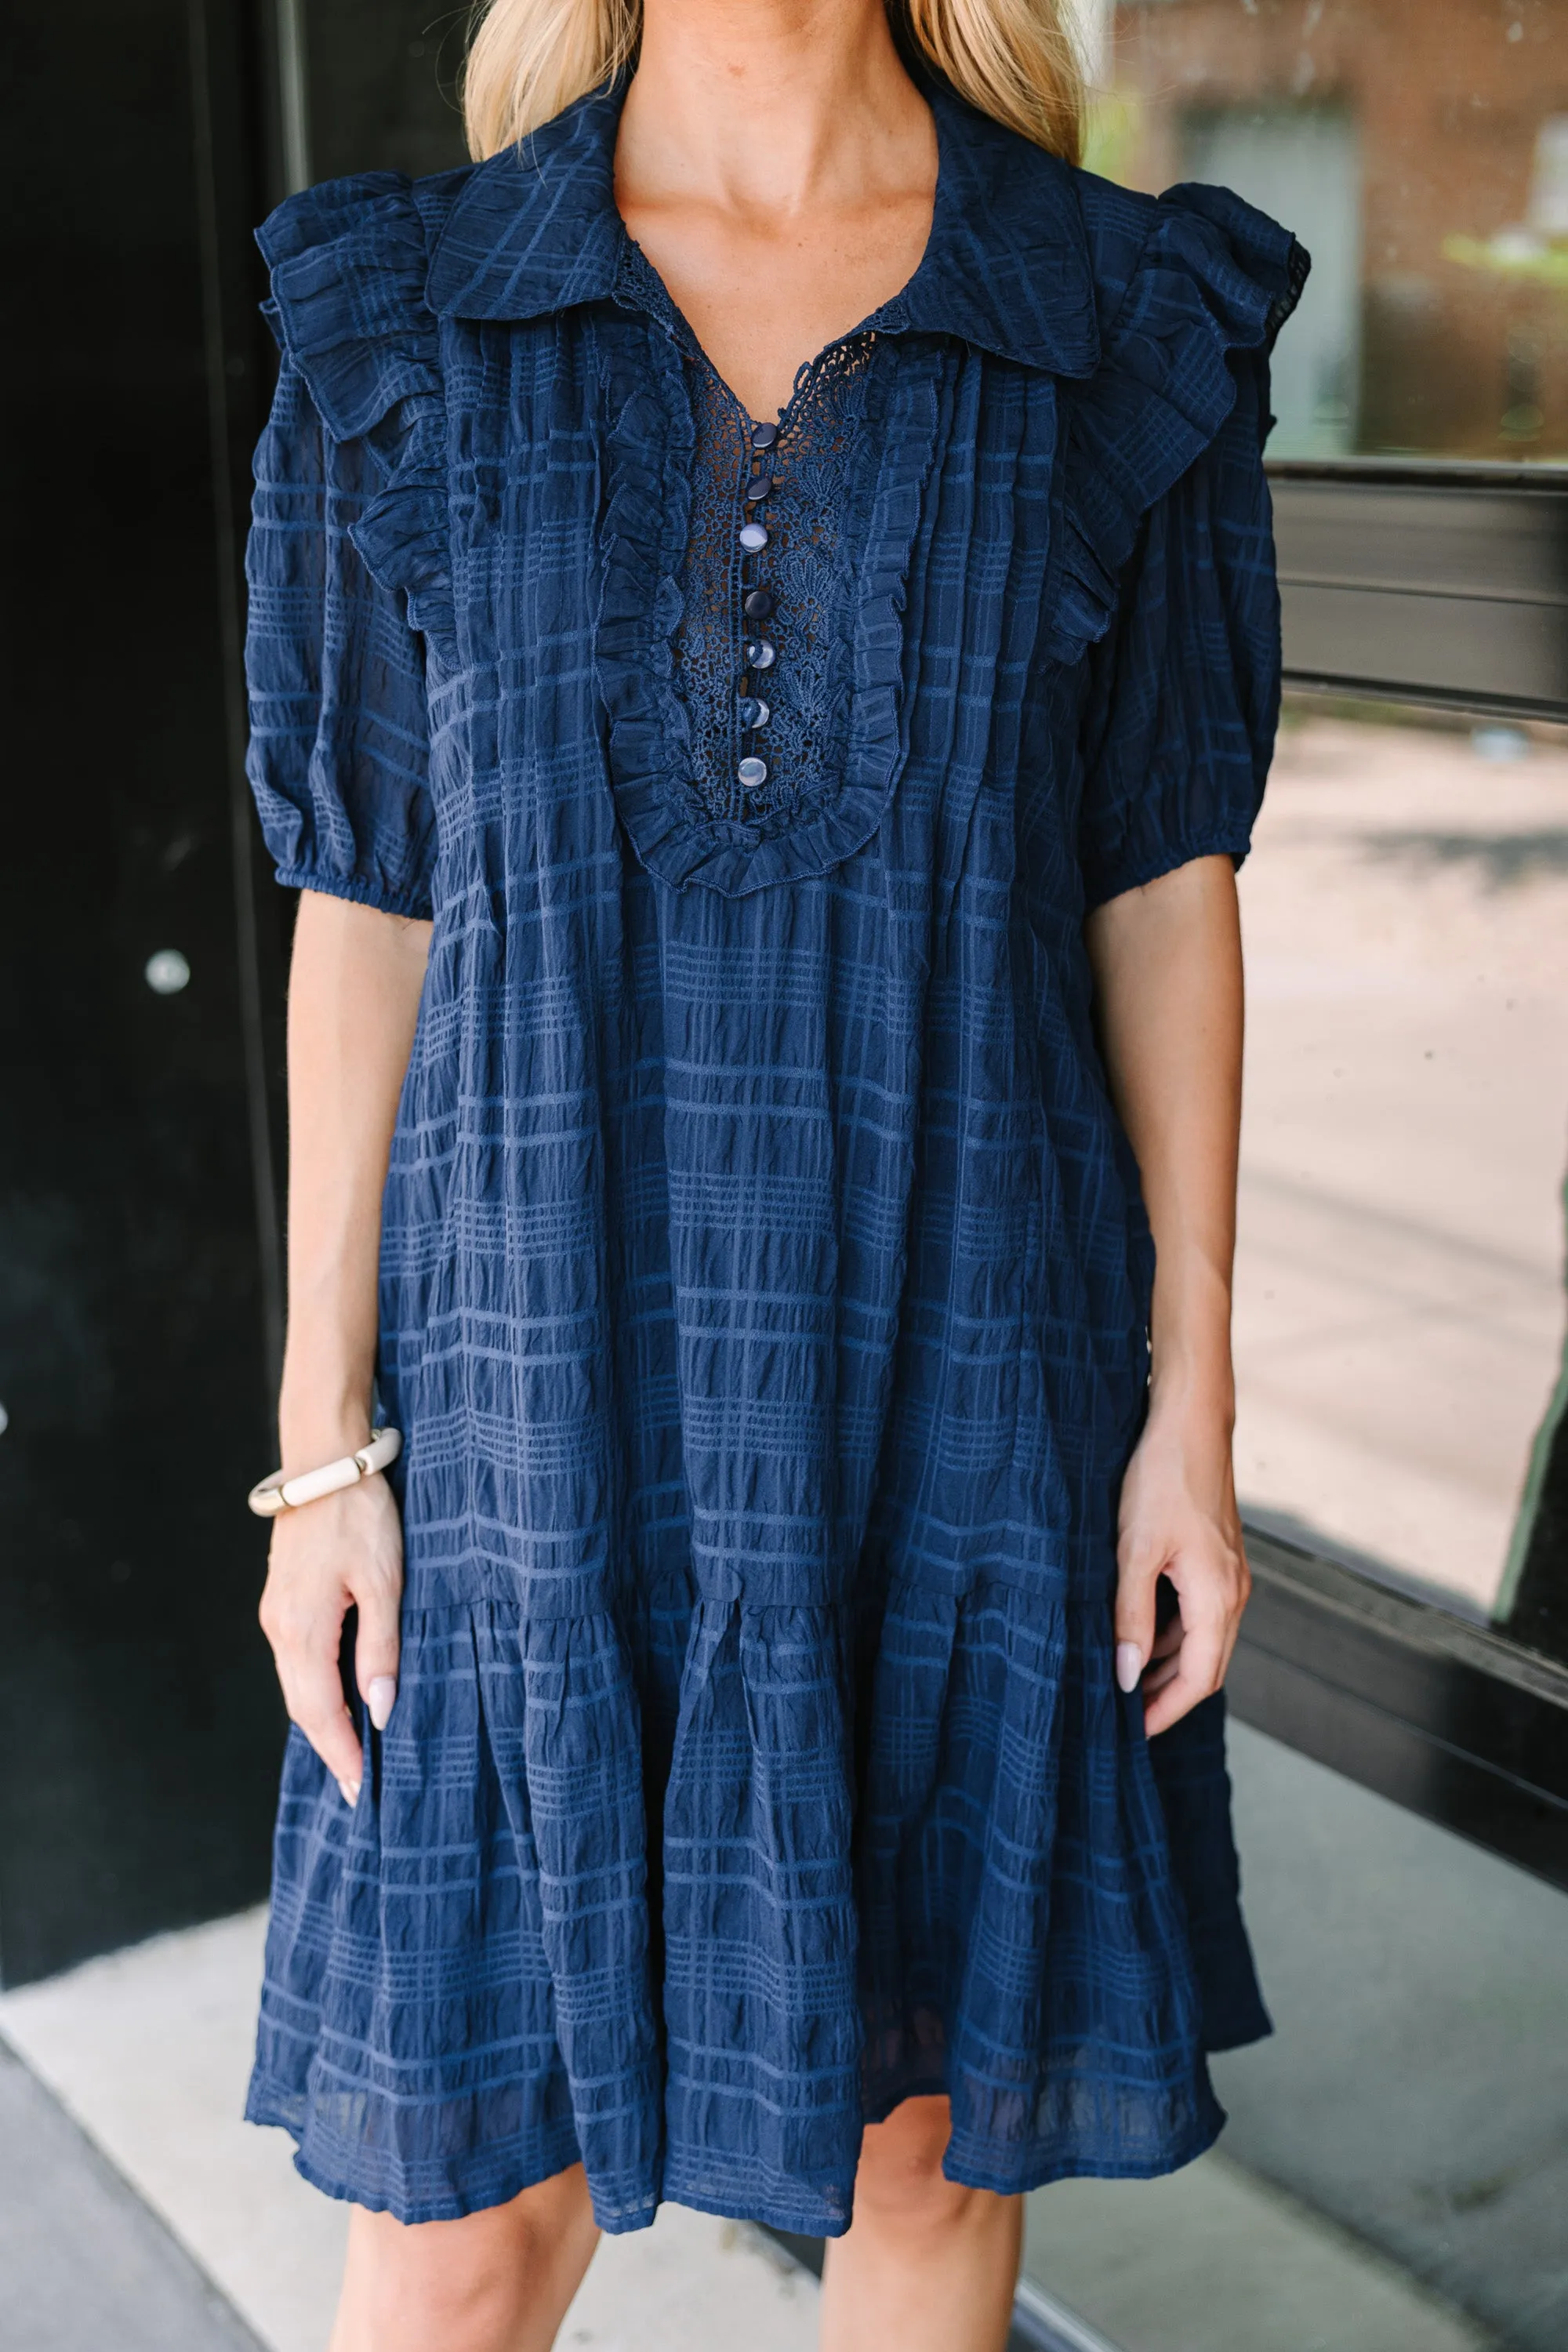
[
  {"left": 1022, "top": 1722, "right": 1568, "bottom": 2351},
  {"left": 1096, "top": 0, "right": 1568, "bottom": 460},
  {"left": 1232, "top": 700, "right": 1568, "bottom": 1649}
]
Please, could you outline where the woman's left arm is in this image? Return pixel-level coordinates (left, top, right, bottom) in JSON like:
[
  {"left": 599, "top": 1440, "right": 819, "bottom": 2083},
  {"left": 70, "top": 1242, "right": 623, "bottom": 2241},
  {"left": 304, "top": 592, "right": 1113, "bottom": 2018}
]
[{"left": 1085, "top": 852, "right": 1250, "bottom": 1737}]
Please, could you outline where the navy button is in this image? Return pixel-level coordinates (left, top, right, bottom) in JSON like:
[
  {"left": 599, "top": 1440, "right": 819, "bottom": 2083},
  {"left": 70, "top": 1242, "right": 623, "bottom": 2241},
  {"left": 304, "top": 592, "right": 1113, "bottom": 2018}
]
[
  {"left": 738, "top": 696, "right": 771, "bottom": 728},
  {"left": 738, "top": 755, "right": 768, "bottom": 789},
  {"left": 744, "top": 474, "right": 773, "bottom": 502},
  {"left": 743, "top": 588, "right": 775, "bottom": 620},
  {"left": 751, "top": 421, "right": 779, "bottom": 450},
  {"left": 739, "top": 521, "right": 768, "bottom": 553},
  {"left": 744, "top": 638, "right": 776, "bottom": 670}
]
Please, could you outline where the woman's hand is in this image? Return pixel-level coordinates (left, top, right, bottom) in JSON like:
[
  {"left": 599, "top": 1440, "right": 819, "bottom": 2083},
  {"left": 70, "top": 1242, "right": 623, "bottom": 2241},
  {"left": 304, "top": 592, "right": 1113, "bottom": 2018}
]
[
  {"left": 259, "top": 1474, "right": 405, "bottom": 1806},
  {"left": 1113, "top": 1391, "right": 1250, "bottom": 1738}
]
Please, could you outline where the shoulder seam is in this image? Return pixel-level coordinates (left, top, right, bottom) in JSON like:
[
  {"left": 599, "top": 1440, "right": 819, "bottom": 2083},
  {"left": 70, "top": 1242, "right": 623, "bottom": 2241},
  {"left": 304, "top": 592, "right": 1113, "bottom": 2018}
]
[
  {"left": 1067, "top": 169, "right": 1162, "bottom": 352},
  {"left": 409, "top": 165, "right": 478, "bottom": 263}
]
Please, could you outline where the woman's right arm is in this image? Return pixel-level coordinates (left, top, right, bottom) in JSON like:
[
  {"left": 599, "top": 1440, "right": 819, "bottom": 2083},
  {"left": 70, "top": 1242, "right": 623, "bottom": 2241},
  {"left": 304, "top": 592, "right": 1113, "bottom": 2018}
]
[{"left": 259, "top": 889, "right": 431, "bottom": 1806}]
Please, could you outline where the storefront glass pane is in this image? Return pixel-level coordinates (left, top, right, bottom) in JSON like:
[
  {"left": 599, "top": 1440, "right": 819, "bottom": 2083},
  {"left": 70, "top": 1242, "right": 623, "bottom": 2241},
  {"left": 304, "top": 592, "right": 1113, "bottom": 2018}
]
[
  {"left": 1022, "top": 1722, "right": 1568, "bottom": 2351},
  {"left": 1091, "top": 0, "right": 1568, "bottom": 462},
  {"left": 1232, "top": 700, "right": 1568, "bottom": 1650}
]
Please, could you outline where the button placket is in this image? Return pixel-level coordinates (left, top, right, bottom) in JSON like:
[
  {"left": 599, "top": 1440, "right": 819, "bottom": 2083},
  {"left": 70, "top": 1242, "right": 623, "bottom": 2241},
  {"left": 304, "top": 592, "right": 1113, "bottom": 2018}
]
[{"left": 735, "top": 419, "right": 780, "bottom": 801}]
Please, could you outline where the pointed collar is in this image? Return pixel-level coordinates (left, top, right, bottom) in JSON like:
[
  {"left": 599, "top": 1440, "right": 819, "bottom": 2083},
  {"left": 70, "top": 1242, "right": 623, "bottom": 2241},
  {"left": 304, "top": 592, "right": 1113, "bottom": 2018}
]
[{"left": 426, "top": 76, "right": 1100, "bottom": 379}]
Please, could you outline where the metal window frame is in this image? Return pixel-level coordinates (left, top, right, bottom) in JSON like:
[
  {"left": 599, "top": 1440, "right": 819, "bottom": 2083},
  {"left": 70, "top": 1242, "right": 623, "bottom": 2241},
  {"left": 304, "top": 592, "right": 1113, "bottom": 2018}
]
[
  {"left": 1271, "top": 456, "right": 1568, "bottom": 719},
  {"left": 1232, "top": 1524, "right": 1568, "bottom": 1891},
  {"left": 1247, "top": 453, "right": 1568, "bottom": 1890}
]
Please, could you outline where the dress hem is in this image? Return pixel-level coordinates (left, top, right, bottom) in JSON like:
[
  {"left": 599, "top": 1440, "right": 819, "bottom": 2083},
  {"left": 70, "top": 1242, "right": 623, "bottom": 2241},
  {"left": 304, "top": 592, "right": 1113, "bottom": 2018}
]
[
  {"left": 245, "top": 2082, "right": 1227, "bottom": 2235},
  {"left": 246, "top": 2098, "right": 659, "bottom": 2237}
]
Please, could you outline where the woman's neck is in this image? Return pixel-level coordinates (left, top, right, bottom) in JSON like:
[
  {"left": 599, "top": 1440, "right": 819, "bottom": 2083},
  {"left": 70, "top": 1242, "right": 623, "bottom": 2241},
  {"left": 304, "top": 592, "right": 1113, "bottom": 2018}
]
[
  {"left": 614, "top": 0, "right": 937, "bottom": 417},
  {"left": 619, "top": 0, "right": 931, "bottom": 225}
]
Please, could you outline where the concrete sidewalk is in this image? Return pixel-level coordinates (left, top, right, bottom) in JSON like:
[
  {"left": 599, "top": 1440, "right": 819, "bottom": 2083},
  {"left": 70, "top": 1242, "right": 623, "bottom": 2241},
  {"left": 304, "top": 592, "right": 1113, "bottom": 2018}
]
[
  {"left": 0, "top": 1909, "right": 821, "bottom": 2352},
  {"left": 0, "top": 2035, "right": 262, "bottom": 2352}
]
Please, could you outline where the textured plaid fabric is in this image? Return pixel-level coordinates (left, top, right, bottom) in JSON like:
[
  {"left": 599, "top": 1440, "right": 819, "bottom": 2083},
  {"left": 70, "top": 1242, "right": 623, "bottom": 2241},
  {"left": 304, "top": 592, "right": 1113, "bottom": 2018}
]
[{"left": 244, "top": 78, "right": 1301, "bottom": 2233}]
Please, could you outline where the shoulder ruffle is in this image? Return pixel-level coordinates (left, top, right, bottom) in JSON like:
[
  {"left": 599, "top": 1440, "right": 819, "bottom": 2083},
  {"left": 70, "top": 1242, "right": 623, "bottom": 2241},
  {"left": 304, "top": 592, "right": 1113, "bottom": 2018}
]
[
  {"left": 257, "top": 172, "right": 461, "bottom": 640},
  {"left": 1046, "top": 175, "right": 1309, "bottom": 669}
]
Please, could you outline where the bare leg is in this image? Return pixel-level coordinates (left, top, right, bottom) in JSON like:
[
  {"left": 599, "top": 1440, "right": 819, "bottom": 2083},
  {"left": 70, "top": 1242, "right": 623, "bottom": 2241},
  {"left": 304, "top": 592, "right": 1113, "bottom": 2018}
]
[
  {"left": 818, "top": 2097, "right": 1022, "bottom": 2352},
  {"left": 327, "top": 2162, "right": 600, "bottom": 2352}
]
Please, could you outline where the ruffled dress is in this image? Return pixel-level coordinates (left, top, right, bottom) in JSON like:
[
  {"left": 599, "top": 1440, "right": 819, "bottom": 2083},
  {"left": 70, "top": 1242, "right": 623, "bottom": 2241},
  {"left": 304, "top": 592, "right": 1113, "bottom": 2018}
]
[{"left": 241, "top": 76, "right": 1307, "bottom": 2235}]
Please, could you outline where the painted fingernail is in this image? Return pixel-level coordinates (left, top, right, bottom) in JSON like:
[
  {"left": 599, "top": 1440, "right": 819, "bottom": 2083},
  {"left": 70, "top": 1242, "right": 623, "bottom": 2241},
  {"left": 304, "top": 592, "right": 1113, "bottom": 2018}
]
[
  {"left": 337, "top": 1777, "right": 361, "bottom": 1809},
  {"left": 1115, "top": 1642, "right": 1143, "bottom": 1693},
  {"left": 367, "top": 1676, "right": 397, "bottom": 1732}
]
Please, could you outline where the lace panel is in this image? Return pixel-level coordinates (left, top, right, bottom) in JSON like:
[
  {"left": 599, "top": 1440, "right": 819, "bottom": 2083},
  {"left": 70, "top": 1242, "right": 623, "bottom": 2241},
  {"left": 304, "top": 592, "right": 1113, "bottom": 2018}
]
[{"left": 615, "top": 241, "right": 873, "bottom": 833}]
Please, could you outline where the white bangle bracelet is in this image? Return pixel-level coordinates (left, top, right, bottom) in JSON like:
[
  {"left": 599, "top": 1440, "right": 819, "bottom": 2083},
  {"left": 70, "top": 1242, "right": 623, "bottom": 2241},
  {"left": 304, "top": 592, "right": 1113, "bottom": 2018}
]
[{"left": 247, "top": 1427, "right": 403, "bottom": 1518}]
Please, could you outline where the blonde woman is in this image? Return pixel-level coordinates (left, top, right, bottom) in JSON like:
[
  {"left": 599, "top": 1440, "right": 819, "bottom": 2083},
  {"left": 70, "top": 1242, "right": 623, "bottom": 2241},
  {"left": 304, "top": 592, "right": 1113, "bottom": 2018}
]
[{"left": 243, "top": 2, "right": 1305, "bottom": 2345}]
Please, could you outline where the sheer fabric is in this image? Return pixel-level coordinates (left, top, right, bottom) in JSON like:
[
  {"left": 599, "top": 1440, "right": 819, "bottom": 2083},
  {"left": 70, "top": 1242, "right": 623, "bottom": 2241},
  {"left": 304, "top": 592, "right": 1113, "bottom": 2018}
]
[{"left": 621, "top": 232, "right": 877, "bottom": 834}]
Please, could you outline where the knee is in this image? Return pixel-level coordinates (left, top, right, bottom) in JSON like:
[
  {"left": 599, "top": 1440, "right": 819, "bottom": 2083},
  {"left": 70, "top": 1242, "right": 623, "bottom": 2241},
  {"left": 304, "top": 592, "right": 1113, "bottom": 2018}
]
[{"left": 852, "top": 2097, "right": 975, "bottom": 2236}]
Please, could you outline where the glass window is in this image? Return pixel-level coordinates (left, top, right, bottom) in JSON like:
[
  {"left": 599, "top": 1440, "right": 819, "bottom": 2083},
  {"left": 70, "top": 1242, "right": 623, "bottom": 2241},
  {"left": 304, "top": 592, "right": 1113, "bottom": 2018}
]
[
  {"left": 1091, "top": 0, "right": 1568, "bottom": 461},
  {"left": 1232, "top": 699, "right": 1568, "bottom": 1655},
  {"left": 1079, "top": 4, "right": 1568, "bottom": 1654},
  {"left": 1022, "top": 1722, "right": 1568, "bottom": 2351}
]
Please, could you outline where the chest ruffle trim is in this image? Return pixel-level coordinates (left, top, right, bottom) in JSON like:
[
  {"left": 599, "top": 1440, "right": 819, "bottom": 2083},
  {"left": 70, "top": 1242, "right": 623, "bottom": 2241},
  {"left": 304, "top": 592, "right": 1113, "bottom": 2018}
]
[
  {"left": 593, "top": 316, "right": 948, "bottom": 898},
  {"left": 1046, "top": 183, "right": 1308, "bottom": 670},
  {"left": 257, "top": 174, "right": 454, "bottom": 643}
]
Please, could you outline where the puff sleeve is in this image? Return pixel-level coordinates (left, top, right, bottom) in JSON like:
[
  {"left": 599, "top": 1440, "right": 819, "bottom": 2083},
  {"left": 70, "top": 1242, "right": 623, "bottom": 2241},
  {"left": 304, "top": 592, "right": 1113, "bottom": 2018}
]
[
  {"left": 243, "top": 175, "right": 452, "bottom": 920},
  {"left": 1076, "top": 372, "right": 1280, "bottom": 908},
  {"left": 1059, "top": 181, "right": 1309, "bottom": 911},
  {"left": 245, "top": 358, "right": 436, "bottom": 916}
]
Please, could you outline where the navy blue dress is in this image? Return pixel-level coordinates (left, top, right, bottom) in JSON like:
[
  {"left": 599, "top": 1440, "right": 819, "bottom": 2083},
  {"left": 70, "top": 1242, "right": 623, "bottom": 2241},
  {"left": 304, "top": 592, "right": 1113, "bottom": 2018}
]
[{"left": 242, "top": 77, "right": 1305, "bottom": 2236}]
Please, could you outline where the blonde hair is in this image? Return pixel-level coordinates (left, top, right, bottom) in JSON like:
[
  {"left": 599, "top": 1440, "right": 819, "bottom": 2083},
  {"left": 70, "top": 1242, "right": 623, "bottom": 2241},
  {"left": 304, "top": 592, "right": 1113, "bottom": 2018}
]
[{"left": 463, "top": 0, "right": 1083, "bottom": 166}]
